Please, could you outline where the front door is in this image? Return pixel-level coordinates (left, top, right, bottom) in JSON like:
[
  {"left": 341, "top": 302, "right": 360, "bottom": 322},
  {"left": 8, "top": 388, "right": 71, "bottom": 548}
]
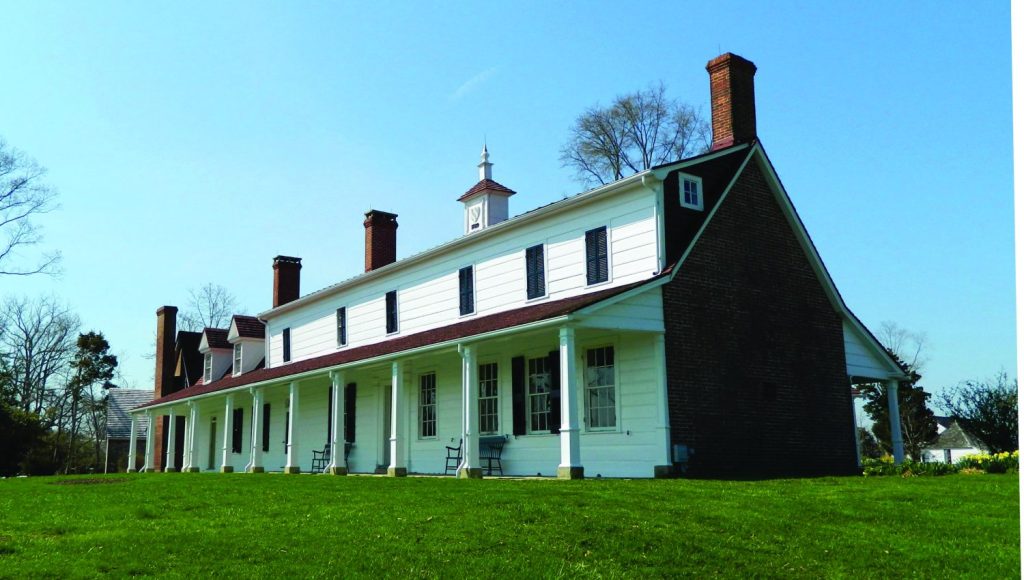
[{"left": 381, "top": 385, "right": 392, "bottom": 468}]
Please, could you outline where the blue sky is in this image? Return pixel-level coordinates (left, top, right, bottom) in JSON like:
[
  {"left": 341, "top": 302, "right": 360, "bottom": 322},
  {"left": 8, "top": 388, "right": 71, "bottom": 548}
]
[{"left": 0, "top": 2, "right": 1013, "bottom": 401}]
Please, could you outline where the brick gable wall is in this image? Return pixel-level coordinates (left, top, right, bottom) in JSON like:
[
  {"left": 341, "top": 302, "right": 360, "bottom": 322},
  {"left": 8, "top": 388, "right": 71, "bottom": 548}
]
[{"left": 662, "top": 162, "right": 857, "bottom": 476}]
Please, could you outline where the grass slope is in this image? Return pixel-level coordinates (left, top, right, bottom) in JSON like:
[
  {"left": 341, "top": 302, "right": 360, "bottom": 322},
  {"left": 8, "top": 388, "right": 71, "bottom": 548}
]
[{"left": 0, "top": 474, "right": 1018, "bottom": 578}]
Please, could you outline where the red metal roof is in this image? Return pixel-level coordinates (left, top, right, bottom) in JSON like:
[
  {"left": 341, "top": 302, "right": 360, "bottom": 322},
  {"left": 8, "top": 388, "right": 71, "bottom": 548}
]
[
  {"left": 457, "top": 179, "right": 516, "bottom": 202},
  {"left": 135, "top": 277, "right": 661, "bottom": 410}
]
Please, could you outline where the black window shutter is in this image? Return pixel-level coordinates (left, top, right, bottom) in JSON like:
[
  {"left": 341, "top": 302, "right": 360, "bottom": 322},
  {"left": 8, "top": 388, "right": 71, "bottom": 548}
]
[
  {"left": 386, "top": 291, "right": 398, "bottom": 333},
  {"left": 327, "top": 386, "right": 333, "bottom": 444},
  {"left": 232, "top": 407, "right": 244, "bottom": 453},
  {"left": 459, "top": 266, "right": 474, "bottom": 315},
  {"left": 337, "top": 307, "right": 347, "bottom": 345},
  {"left": 586, "top": 227, "right": 608, "bottom": 285},
  {"left": 547, "top": 350, "right": 561, "bottom": 434},
  {"left": 283, "top": 328, "right": 291, "bottom": 362},
  {"left": 526, "top": 245, "right": 545, "bottom": 299},
  {"left": 511, "top": 356, "right": 526, "bottom": 436},
  {"left": 344, "top": 383, "right": 357, "bottom": 443},
  {"left": 262, "top": 403, "right": 271, "bottom": 452}
]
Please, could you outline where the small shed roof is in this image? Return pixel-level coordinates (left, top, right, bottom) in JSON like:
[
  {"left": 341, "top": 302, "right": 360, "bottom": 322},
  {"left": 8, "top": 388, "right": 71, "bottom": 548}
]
[{"left": 106, "top": 389, "right": 153, "bottom": 439}]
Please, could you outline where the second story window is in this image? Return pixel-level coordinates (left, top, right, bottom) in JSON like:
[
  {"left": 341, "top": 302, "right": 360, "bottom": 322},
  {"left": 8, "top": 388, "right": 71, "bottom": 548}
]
[
  {"left": 232, "top": 343, "right": 242, "bottom": 376},
  {"left": 282, "top": 328, "right": 291, "bottom": 363},
  {"left": 585, "top": 226, "right": 609, "bottom": 285},
  {"left": 680, "top": 175, "right": 703, "bottom": 210},
  {"left": 336, "top": 307, "right": 347, "bottom": 346},
  {"left": 203, "top": 353, "right": 212, "bottom": 383},
  {"left": 525, "top": 244, "right": 546, "bottom": 300},
  {"left": 459, "top": 266, "right": 474, "bottom": 315},
  {"left": 385, "top": 290, "right": 398, "bottom": 334}
]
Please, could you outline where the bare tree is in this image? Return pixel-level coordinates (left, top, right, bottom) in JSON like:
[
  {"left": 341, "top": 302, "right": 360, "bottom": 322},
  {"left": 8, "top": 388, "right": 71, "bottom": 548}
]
[
  {"left": 560, "top": 83, "right": 711, "bottom": 187},
  {"left": 179, "top": 283, "right": 242, "bottom": 331},
  {"left": 0, "top": 139, "right": 60, "bottom": 276},
  {"left": 876, "top": 321, "right": 928, "bottom": 375},
  {"left": 0, "top": 295, "right": 80, "bottom": 415}
]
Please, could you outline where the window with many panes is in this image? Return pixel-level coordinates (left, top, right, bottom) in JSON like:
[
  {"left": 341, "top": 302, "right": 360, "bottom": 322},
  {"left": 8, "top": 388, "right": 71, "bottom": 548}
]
[
  {"left": 336, "top": 307, "right": 347, "bottom": 346},
  {"left": 528, "top": 356, "right": 551, "bottom": 432},
  {"left": 680, "top": 175, "right": 703, "bottom": 210},
  {"left": 419, "top": 372, "right": 437, "bottom": 438},
  {"left": 203, "top": 353, "right": 212, "bottom": 383},
  {"left": 459, "top": 266, "right": 474, "bottom": 315},
  {"left": 585, "top": 226, "right": 609, "bottom": 285},
  {"left": 282, "top": 328, "right": 291, "bottom": 362},
  {"left": 525, "top": 244, "right": 545, "bottom": 299},
  {"left": 232, "top": 343, "right": 242, "bottom": 375},
  {"left": 585, "top": 346, "right": 616, "bottom": 430},
  {"left": 385, "top": 290, "right": 398, "bottom": 334},
  {"left": 478, "top": 362, "right": 499, "bottom": 434}
]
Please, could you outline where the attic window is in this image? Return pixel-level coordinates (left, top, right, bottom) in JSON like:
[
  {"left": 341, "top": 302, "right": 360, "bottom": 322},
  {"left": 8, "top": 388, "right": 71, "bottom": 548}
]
[
  {"left": 203, "top": 353, "right": 212, "bottom": 383},
  {"left": 232, "top": 343, "right": 242, "bottom": 376},
  {"left": 680, "top": 174, "right": 703, "bottom": 210}
]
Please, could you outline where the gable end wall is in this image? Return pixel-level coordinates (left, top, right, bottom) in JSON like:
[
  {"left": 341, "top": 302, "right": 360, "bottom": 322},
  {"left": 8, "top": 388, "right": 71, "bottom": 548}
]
[{"left": 662, "top": 162, "right": 857, "bottom": 476}]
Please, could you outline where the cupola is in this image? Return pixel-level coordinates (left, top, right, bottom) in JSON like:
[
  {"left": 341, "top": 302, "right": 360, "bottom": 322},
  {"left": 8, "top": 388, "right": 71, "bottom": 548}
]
[{"left": 458, "top": 145, "right": 516, "bottom": 234}]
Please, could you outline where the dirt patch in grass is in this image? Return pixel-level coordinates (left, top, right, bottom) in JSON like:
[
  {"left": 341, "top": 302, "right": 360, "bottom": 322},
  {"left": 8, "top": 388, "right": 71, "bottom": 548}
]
[{"left": 50, "top": 478, "right": 128, "bottom": 486}]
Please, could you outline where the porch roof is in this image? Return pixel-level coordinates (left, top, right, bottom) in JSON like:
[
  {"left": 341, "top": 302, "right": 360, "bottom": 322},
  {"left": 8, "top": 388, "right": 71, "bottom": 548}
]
[{"left": 134, "top": 275, "right": 665, "bottom": 411}]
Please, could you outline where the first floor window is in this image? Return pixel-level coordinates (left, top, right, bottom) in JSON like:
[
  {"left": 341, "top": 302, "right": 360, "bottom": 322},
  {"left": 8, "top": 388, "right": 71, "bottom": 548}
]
[
  {"left": 419, "top": 372, "right": 437, "bottom": 438},
  {"left": 262, "top": 403, "right": 271, "bottom": 453},
  {"left": 203, "top": 353, "right": 212, "bottom": 383},
  {"left": 528, "top": 356, "right": 551, "bottom": 432},
  {"left": 233, "top": 343, "right": 243, "bottom": 375},
  {"left": 479, "top": 362, "right": 499, "bottom": 434},
  {"left": 232, "top": 407, "right": 244, "bottom": 453},
  {"left": 585, "top": 346, "right": 616, "bottom": 430}
]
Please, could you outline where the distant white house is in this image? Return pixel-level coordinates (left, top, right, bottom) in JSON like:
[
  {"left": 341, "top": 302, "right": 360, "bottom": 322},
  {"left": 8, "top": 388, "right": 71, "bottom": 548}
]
[{"left": 922, "top": 417, "right": 988, "bottom": 464}]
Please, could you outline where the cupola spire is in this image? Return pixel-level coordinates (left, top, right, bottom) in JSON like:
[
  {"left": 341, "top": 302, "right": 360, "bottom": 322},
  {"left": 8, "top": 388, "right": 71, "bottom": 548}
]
[{"left": 478, "top": 143, "right": 493, "bottom": 181}]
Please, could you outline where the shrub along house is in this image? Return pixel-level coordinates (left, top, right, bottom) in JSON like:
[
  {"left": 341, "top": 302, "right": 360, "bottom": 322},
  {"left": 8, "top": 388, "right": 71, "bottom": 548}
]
[{"left": 130, "top": 53, "right": 907, "bottom": 478}]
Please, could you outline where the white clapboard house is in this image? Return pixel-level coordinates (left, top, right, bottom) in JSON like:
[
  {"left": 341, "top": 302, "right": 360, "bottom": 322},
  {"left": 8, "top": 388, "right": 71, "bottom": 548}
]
[{"left": 130, "top": 53, "right": 908, "bottom": 478}]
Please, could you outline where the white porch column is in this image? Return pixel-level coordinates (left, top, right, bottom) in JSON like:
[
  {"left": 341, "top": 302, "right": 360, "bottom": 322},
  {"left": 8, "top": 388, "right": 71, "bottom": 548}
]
[
  {"left": 458, "top": 345, "right": 482, "bottom": 479},
  {"left": 165, "top": 407, "right": 178, "bottom": 472},
  {"left": 388, "top": 361, "right": 407, "bottom": 477},
  {"left": 284, "top": 382, "right": 301, "bottom": 474},
  {"left": 221, "top": 394, "right": 235, "bottom": 473},
  {"left": 143, "top": 411, "right": 156, "bottom": 472},
  {"left": 887, "top": 379, "right": 906, "bottom": 463},
  {"left": 127, "top": 413, "right": 139, "bottom": 473},
  {"left": 328, "top": 371, "right": 347, "bottom": 475},
  {"left": 652, "top": 334, "right": 674, "bottom": 477},
  {"left": 184, "top": 402, "right": 198, "bottom": 472},
  {"left": 248, "top": 387, "right": 265, "bottom": 473},
  {"left": 850, "top": 379, "right": 863, "bottom": 468},
  {"left": 557, "top": 326, "right": 583, "bottom": 479}
]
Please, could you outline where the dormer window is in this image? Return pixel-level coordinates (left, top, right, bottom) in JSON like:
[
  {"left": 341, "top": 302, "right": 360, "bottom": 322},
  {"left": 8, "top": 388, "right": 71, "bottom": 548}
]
[
  {"left": 232, "top": 343, "right": 242, "bottom": 376},
  {"left": 203, "top": 353, "right": 212, "bottom": 383},
  {"left": 680, "top": 174, "right": 703, "bottom": 210}
]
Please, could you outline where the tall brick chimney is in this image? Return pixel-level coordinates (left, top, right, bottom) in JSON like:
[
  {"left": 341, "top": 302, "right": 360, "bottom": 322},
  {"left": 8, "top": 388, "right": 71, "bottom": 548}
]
[
  {"left": 273, "top": 256, "right": 302, "bottom": 307},
  {"left": 706, "top": 53, "right": 757, "bottom": 151},
  {"left": 153, "top": 305, "right": 177, "bottom": 471},
  {"left": 363, "top": 210, "right": 398, "bottom": 272}
]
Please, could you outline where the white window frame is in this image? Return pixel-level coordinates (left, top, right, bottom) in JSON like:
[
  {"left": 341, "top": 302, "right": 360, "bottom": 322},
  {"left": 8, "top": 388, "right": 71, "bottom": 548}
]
[
  {"left": 478, "top": 361, "right": 499, "bottom": 435},
  {"left": 232, "top": 343, "right": 242, "bottom": 376},
  {"left": 679, "top": 173, "right": 704, "bottom": 210},
  {"left": 203, "top": 353, "right": 212, "bottom": 383},
  {"left": 524, "top": 243, "right": 549, "bottom": 303},
  {"left": 418, "top": 371, "right": 437, "bottom": 440},
  {"left": 582, "top": 344, "right": 618, "bottom": 432},
  {"left": 527, "top": 354, "right": 553, "bottom": 434}
]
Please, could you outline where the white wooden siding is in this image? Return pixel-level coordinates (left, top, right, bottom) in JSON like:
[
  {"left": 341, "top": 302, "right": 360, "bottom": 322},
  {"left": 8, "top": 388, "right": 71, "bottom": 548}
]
[
  {"left": 267, "top": 184, "right": 659, "bottom": 367},
  {"left": 843, "top": 320, "right": 894, "bottom": 380}
]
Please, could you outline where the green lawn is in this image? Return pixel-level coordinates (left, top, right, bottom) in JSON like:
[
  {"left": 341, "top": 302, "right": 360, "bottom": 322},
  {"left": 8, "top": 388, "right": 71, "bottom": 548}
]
[{"left": 0, "top": 473, "right": 1018, "bottom": 578}]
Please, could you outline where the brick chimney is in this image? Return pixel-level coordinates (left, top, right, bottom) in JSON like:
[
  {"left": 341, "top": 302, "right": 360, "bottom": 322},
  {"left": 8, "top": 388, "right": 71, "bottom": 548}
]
[
  {"left": 273, "top": 256, "right": 302, "bottom": 307},
  {"left": 153, "top": 305, "right": 177, "bottom": 471},
  {"left": 706, "top": 53, "right": 757, "bottom": 151},
  {"left": 364, "top": 210, "right": 398, "bottom": 272}
]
